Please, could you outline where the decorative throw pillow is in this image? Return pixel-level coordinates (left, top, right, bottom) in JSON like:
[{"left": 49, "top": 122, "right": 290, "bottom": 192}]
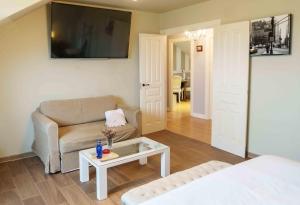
[{"left": 105, "top": 109, "right": 127, "bottom": 127}]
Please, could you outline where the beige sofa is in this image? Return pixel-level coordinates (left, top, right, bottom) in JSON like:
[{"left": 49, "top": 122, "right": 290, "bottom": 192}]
[{"left": 32, "top": 96, "right": 141, "bottom": 174}]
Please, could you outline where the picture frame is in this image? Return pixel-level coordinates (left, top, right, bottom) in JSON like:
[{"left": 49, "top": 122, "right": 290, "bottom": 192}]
[
  {"left": 196, "top": 45, "right": 203, "bottom": 52},
  {"left": 250, "top": 14, "right": 292, "bottom": 57}
]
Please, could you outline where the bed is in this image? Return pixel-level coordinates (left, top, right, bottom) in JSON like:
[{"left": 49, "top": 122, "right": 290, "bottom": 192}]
[{"left": 137, "top": 155, "right": 300, "bottom": 205}]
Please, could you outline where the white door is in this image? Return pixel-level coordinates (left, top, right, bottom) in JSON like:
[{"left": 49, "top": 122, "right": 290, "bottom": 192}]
[
  {"left": 211, "top": 21, "right": 250, "bottom": 158},
  {"left": 139, "top": 34, "right": 167, "bottom": 134}
]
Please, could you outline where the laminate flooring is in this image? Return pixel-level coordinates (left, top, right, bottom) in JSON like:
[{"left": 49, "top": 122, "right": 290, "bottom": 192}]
[{"left": 0, "top": 130, "right": 244, "bottom": 205}]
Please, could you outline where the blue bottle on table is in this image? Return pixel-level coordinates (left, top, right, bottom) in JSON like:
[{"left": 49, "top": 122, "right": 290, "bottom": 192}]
[{"left": 96, "top": 140, "right": 102, "bottom": 159}]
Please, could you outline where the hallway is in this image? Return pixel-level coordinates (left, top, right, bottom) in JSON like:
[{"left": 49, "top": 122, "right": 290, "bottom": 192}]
[{"left": 167, "top": 101, "right": 211, "bottom": 145}]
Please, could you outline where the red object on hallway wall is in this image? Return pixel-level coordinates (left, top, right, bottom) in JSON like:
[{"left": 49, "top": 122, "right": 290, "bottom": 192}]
[{"left": 196, "top": 45, "right": 203, "bottom": 52}]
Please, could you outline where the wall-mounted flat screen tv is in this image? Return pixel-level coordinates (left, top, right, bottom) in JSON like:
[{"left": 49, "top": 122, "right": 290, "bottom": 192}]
[{"left": 49, "top": 3, "right": 132, "bottom": 58}]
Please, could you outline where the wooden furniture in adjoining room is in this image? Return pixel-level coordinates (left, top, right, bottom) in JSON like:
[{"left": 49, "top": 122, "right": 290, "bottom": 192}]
[
  {"left": 172, "top": 75, "right": 183, "bottom": 102},
  {"left": 181, "top": 79, "right": 191, "bottom": 100}
]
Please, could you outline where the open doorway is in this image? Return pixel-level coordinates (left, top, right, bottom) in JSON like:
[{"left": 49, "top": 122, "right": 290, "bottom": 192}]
[
  {"left": 166, "top": 29, "right": 213, "bottom": 145},
  {"left": 139, "top": 20, "right": 250, "bottom": 157},
  {"left": 169, "top": 38, "right": 192, "bottom": 115}
]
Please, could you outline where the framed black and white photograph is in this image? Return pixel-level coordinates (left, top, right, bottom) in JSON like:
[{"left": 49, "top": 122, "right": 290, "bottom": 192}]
[{"left": 250, "top": 14, "right": 291, "bottom": 57}]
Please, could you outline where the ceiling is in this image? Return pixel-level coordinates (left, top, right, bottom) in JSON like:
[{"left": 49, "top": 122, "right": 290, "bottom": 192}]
[
  {"left": 0, "top": 0, "right": 208, "bottom": 25},
  {"left": 62, "top": 0, "right": 209, "bottom": 13},
  {"left": 0, "top": 0, "right": 50, "bottom": 24}
]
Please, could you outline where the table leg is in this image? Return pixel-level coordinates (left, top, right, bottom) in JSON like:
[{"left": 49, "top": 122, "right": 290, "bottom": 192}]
[
  {"left": 96, "top": 167, "right": 108, "bottom": 200},
  {"left": 139, "top": 143, "right": 148, "bottom": 165},
  {"left": 79, "top": 154, "right": 89, "bottom": 182},
  {"left": 161, "top": 148, "right": 170, "bottom": 177}
]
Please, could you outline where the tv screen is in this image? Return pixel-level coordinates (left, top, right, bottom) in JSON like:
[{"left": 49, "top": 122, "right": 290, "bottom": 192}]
[{"left": 49, "top": 3, "right": 132, "bottom": 58}]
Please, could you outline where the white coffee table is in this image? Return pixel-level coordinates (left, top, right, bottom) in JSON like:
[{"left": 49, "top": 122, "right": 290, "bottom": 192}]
[{"left": 79, "top": 137, "right": 170, "bottom": 200}]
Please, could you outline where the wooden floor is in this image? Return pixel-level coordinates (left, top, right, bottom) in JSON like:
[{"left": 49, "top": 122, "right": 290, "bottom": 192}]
[
  {"left": 0, "top": 131, "right": 244, "bottom": 205},
  {"left": 167, "top": 101, "right": 211, "bottom": 144}
]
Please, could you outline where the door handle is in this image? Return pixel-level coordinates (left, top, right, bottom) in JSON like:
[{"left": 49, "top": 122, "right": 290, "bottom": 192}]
[{"left": 142, "top": 83, "right": 150, "bottom": 87}]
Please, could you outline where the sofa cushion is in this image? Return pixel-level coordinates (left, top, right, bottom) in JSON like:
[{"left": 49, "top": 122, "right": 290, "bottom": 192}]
[
  {"left": 40, "top": 96, "right": 117, "bottom": 127},
  {"left": 105, "top": 109, "right": 127, "bottom": 127},
  {"left": 59, "top": 121, "right": 137, "bottom": 154}
]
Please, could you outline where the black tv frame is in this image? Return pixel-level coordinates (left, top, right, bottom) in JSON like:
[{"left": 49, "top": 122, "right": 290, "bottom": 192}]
[{"left": 47, "top": 2, "right": 132, "bottom": 59}]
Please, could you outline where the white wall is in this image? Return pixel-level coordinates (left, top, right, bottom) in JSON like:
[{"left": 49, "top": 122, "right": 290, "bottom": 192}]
[
  {"left": 0, "top": 6, "right": 160, "bottom": 157},
  {"left": 184, "top": 54, "right": 190, "bottom": 72},
  {"left": 160, "top": 0, "right": 300, "bottom": 160},
  {"left": 175, "top": 47, "right": 182, "bottom": 72},
  {"left": 192, "top": 40, "right": 206, "bottom": 116},
  {"left": 174, "top": 45, "right": 191, "bottom": 72},
  {"left": 1, "top": 0, "right": 300, "bottom": 160},
  {"left": 191, "top": 30, "right": 213, "bottom": 119}
]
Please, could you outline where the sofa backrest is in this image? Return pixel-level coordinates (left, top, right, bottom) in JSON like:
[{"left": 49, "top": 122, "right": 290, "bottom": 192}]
[{"left": 40, "top": 96, "right": 117, "bottom": 127}]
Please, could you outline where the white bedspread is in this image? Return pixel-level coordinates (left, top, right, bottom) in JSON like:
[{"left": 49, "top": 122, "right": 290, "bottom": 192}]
[{"left": 140, "top": 155, "right": 300, "bottom": 205}]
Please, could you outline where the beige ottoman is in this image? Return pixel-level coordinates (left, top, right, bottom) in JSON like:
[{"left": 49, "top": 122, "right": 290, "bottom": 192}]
[{"left": 121, "top": 161, "right": 231, "bottom": 205}]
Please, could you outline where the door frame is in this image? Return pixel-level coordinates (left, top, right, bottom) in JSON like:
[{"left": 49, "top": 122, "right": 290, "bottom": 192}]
[
  {"left": 161, "top": 20, "right": 250, "bottom": 158},
  {"left": 162, "top": 20, "right": 221, "bottom": 119}
]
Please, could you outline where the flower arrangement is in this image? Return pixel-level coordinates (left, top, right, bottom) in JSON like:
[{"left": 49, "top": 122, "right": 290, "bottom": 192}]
[{"left": 102, "top": 127, "right": 116, "bottom": 151}]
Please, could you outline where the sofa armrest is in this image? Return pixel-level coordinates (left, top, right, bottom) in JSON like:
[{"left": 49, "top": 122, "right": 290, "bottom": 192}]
[
  {"left": 32, "top": 111, "right": 60, "bottom": 173},
  {"left": 118, "top": 105, "right": 141, "bottom": 137}
]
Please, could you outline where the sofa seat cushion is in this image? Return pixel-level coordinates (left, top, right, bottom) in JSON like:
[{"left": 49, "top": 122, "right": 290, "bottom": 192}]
[{"left": 59, "top": 121, "right": 136, "bottom": 154}]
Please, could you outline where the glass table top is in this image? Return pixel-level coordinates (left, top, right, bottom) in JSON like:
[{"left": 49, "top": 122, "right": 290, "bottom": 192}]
[{"left": 81, "top": 137, "right": 168, "bottom": 164}]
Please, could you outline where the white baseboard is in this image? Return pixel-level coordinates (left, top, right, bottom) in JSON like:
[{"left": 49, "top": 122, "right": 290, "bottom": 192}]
[
  {"left": 0, "top": 152, "right": 36, "bottom": 163},
  {"left": 191, "top": 112, "right": 210, "bottom": 120}
]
